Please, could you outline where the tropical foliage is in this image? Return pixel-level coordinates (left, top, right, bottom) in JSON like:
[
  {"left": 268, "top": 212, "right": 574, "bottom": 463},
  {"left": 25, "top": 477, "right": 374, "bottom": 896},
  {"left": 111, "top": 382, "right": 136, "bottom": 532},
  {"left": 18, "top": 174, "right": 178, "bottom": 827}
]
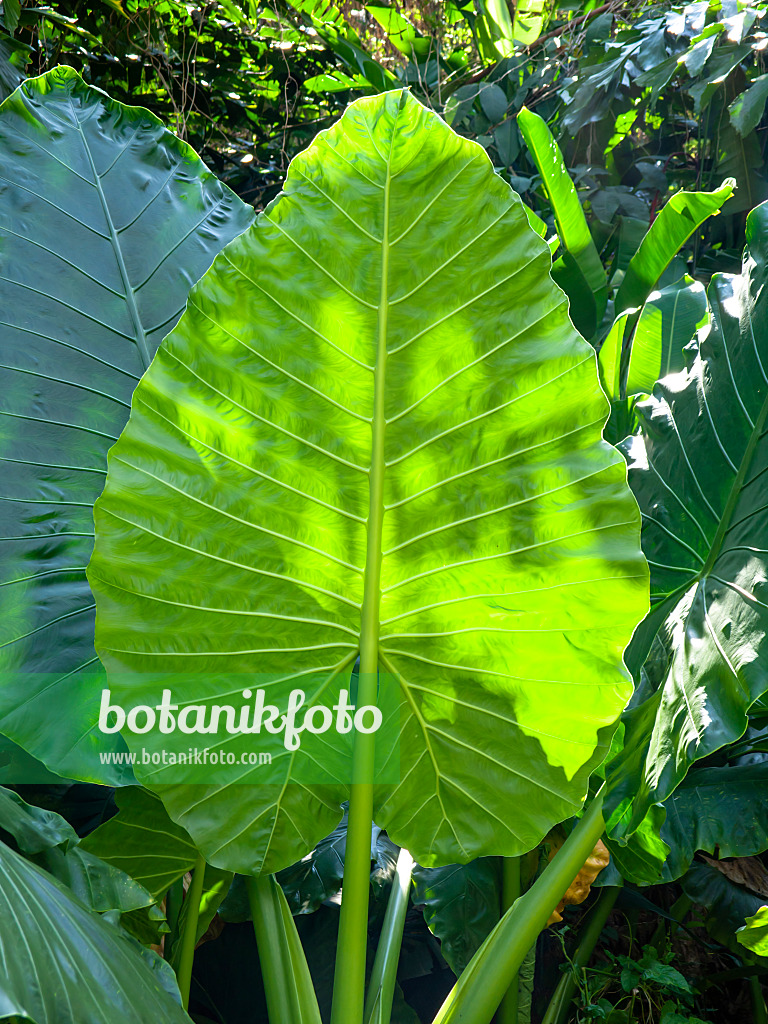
[{"left": 2, "top": 2, "right": 768, "bottom": 1023}]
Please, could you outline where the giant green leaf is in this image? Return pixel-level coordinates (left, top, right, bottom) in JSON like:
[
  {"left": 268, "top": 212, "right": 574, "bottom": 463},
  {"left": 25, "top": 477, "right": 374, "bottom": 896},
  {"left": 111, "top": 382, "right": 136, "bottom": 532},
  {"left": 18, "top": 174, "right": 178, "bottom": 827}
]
[
  {"left": 0, "top": 837, "right": 190, "bottom": 1023},
  {"left": 0, "top": 67, "right": 254, "bottom": 785},
  {"left": 518, "top": 106, "right": 608, "bottom": 338},
  {"left": 88, "top": 89, "right": 648, "bottom": 875},
  {"left": 606, "top": 201, "right": 768, "bottom": 841}
]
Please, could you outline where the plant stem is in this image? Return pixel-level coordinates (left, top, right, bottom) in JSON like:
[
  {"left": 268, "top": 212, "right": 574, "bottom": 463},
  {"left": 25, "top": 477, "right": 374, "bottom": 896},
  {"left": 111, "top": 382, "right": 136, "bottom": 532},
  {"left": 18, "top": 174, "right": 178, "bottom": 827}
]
[
  {"left": 330, "top": 94, "right": 398, "bottom": 1024},
  {"left": 165, "top": 877, "right": 183, "bottom": 947},
  {"left": 541, "top": 885, "right": 620, "bottom": 1024},
  {"left": 651, "top": 891, "right": 691, "bottom": 953},
  {"left": 433, "top": 789, "right": 607, "bottom": 1024},
  {"left": 175, "top": 852, "right": 206, "bottom": 1011},
  {"left": 247, "top": 873, "right": 323, "bottom": 1024},
  {"left": 364, "top": 847, "right": 414, "bottom": 1024},
  {"left": 495, "top": 857, "right": 521, "bottom": 1024},
  {"left": 751, "top": 975, "right": 768, "bottom": 1024}
]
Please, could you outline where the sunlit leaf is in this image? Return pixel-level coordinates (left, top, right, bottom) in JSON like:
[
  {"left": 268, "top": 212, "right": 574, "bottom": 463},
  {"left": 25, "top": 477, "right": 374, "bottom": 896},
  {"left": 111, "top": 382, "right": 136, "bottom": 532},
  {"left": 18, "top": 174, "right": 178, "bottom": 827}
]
[{"left": 89, "top": 90, "right": 647, "bottom": 875}]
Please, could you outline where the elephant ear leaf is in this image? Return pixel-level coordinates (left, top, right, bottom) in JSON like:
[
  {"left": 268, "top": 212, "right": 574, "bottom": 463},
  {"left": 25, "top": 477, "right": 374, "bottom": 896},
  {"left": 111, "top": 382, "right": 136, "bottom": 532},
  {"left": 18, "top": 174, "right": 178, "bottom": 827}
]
[
  {"left": 0, "top": 66, "right": 254, "bottom": 784},
  {"left": 606, "top": 200, "right": 768, "bottom": 841},
  {"left": 88, "top": 89, "right": 647, "bottom": 875},
  {"left": 0, "top": 838, "right": 191, "bottom": 1023}
]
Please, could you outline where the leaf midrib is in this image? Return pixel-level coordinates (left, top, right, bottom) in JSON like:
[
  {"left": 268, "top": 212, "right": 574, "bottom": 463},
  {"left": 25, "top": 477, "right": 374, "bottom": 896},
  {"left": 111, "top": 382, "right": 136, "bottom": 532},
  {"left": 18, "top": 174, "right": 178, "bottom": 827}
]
[
  {"left": 360, "top": 109, "right": 397, "bottom": 679},
  {"left": 70, "top": 99, "right": 152, "bottom": 371}
]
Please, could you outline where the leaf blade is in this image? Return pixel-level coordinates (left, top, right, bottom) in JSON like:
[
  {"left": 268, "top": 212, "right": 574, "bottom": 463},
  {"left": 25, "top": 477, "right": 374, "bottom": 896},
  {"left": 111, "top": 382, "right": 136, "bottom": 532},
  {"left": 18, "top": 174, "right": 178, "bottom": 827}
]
[
  {"left": 0, "top": 67, "right": 254, "bottom": 784},
  {"left": 89, "top": 90, "right": 648, "bottom": 874}
]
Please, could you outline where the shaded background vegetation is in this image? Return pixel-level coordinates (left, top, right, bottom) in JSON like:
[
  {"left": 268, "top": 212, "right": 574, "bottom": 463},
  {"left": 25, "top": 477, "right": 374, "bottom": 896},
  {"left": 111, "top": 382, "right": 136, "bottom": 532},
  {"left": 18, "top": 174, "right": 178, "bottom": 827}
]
[{"left": 2, "top": 2, "right": 768, "bottom": 1022}]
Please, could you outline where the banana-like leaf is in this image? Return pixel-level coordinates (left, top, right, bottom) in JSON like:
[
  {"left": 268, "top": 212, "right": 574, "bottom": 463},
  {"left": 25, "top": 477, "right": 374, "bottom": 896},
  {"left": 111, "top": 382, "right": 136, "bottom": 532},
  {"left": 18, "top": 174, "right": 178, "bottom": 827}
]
[
  {"left": 598, "top": 310, "right": 636, "bottom": 403},
  {"left": 88, "top": 90, "right": 647, "bottom": 875},
  {"left": 518, "top": 107, "right": 608, "bottom": 338},
  {"left": 81, "top": 786, "right": 198, "bottom": 898},
  {"left": 605, "top": 201, "right": 768, "bottom": 841},
  {"left": 625, "top": 276, "right": 707, "bottom": 397},
  {"left": 0, "top": 838, "right": 190, "bottom": 1023},
  {"left": 0, "top": 67, "right": 254, "bottom": 784},
  {"left": 474, "top": 0, "right": 516, "bottom": 60},
  {"left": 614, "top": 181, "right": 734, "bottom": 318}
]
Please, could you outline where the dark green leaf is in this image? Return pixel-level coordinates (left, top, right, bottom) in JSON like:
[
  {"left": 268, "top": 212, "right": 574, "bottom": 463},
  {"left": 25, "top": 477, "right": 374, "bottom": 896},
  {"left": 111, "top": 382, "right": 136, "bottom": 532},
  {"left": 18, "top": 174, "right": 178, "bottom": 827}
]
[
  {"left": 1, "top": 0, "right": 19, "bottom": 34},
  {"left": 0, "top": 66, "right": 254, "bottom": 785},
  {"left": 681, "top": 859, "right": 765, "bottom": 951},
  {"left": 606, "top": 202, "right": 768, "bottom": 842},
  {"left": 411, "top": 858, "right": 500, "bottom": 975},
  {"left": 729, "top": 74, "right": 768, "bottom": 136},
  {"left": 478, "top": 83, "right": 507, "bottom": 124},
  {"left": 0, "top": 838, "right": 190, "bottom": 1022},
  {"left": 715, "top": 125, "right": 768, "bottom": 214},
  {"left": 661, "top": 763, "right": 768, "bottom": 881}
]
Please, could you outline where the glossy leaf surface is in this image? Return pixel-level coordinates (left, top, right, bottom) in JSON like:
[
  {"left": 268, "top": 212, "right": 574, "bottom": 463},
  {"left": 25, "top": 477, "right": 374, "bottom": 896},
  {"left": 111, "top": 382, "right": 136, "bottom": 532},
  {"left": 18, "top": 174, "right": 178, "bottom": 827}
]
[
  {"left": 660, "top": 763, "right": 768, "bottom": 881},
  {"left": 606, "top": 201, "right": 768, "bottom": 840},
  {"left": 0, "top": 67, "right": 254, "bottom": 784},
  {"left": 0, "top": 785, "right": 160, "bottom": 918},
  {"left": 90, "top": 89, "right": 647, "bottom": 875},
  {"left": 681, "top": 858, "right": 766, "bottom": 952},
  {"left": 0, "top": 838, "right": 190, "bottom": 1023},
  {"left": 625, "top": 276, "right": 707, "bottom": 396},
  {"left": 518, "top": 106, "right": 608, "bottom": 338},
  {"left": 598, "top": 310, "right": 635, "bottom": 403},
  {"left": 614, "top": 181, "right": 734, "bottom": 317},
  {"left": 81, "top": 786, "right": 198, "bottom": 898}
]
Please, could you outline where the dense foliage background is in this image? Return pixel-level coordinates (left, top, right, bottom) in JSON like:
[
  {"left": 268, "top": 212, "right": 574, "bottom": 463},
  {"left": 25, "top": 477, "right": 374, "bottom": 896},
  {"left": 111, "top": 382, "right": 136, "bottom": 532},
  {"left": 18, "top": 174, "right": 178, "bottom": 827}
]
[
  {"left": 3, "top": 0, "right": 766, "bottom": 257},
  {"left": 2, "top": 2, "right": 768, "bottom": 1023}
]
